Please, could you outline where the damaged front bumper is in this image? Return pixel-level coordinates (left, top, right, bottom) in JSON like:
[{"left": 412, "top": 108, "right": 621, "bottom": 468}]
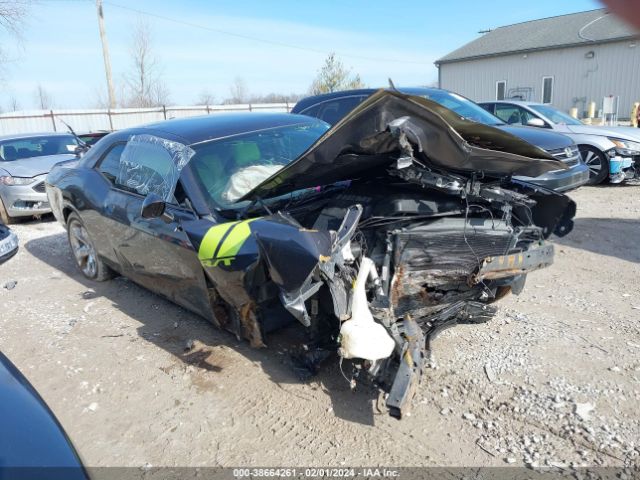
[
  {"left": 185, "top": 186, "right": 566, "bottom": 419},
  {"left": 472, "top": 242, "right": 553, "bottom": 284},
  {"left": 334, "top": 225, "right": 555, "bottom": 419}
]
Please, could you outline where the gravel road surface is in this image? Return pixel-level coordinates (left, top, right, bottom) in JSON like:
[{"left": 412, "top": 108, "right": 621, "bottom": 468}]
[{"left": 1, "top": 185, "right": 639, "bottom": 468}]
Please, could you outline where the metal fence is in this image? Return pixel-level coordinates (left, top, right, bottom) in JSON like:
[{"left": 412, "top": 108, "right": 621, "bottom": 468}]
[{"left": 0, "top": 103, "right": 293, "bottom": 135}]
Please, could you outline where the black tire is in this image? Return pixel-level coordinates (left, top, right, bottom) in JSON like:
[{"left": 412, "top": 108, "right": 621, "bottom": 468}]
[
  {"left": 0, "top": 198, "right": 16, "bottom": 224},
  {"left": 66, "top": 212, "right": 113, "bottom": 281},
  {"left": 579, "top": 145, "right": 609, "bottom": 185}
]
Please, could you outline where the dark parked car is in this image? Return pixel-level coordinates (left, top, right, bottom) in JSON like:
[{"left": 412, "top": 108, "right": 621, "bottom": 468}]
[
  {"left": 78, "top": 130, "right": 110, "bottom": 147},
  {"left": 46, "top": 91, "right": 575, "bottom": 418},
  {"left": 292, "top": 87, "right": 590, "bottom": 193},
  {"left": 0, "top": 221, "right": 19, "bottom": 263},
  {"left": 0, "top": 351, "right": 87, "bottom": 479}
]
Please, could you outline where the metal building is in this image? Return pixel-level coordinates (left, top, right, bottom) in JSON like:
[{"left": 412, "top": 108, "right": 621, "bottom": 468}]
[{"left": 435, "top": 9, "right": 640, "bottom": 119}]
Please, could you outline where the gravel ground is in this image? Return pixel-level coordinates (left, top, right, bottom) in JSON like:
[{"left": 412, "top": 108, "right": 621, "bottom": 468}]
[{"left": 0, "top": 185, "right": 639, "bottom": 468}]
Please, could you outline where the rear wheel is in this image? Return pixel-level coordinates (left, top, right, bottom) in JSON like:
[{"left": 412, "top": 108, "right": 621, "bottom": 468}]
[
  {"left": 0, "top": 198, "right": 15, "bottom": 224},
  {"left": 579, "top": 146, "right": 608, "bottom": 185},
  {"left": 66, "top": 213, "right": 113, "bottom": 281}
]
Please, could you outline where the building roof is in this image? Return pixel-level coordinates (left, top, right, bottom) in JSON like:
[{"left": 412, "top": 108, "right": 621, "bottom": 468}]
[{"left": 437, "top": 9, "right": 638, "bottom": 64}]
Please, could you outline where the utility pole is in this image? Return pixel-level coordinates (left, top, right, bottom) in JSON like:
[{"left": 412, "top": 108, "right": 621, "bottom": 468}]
[{"left": 96, "top": 0, "right": 116, "bottom": 109}]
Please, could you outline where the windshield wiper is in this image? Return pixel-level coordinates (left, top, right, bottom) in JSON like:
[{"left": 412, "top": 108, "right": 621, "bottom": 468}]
[{"left": 58, "top": 119, "right": 88, "bottom": 151}]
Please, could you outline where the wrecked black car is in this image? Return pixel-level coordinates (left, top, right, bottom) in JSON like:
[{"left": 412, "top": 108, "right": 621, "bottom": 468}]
[{"left": 46, "top": 90, "right": 575, "bottom": 418}]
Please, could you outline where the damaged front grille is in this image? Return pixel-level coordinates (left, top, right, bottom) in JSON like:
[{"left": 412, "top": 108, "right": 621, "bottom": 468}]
[{"left": 392, "top": 217, "right": 516, "bottom": 290}]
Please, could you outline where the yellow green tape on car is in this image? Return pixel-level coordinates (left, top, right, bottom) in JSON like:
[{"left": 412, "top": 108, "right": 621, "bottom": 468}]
[{"left": 198, "top": 218, "right": 258, "bottom": 267}]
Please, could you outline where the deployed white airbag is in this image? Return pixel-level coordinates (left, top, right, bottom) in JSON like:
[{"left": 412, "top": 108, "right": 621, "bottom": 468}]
[
  {"left": 222, "top": 164, "right": 283, "bottom": 202},
  {"left": 339, "top": 257, "right": 395, "bottom": 361}
]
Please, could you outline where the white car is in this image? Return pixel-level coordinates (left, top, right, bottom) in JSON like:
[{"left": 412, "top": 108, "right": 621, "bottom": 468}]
[{"left": 480, "top": 101, "right": 640, "bottom": 185}]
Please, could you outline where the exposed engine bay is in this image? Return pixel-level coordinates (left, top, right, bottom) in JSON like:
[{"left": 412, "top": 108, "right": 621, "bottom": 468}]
[{"left": 182, "top": 90, "right": 576, "bottom": 419}]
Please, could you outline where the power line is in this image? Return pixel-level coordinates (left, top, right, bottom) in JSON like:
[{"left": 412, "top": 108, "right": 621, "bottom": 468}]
[{"left": 98, "top": 0, "right": 431, "bottom": 66}]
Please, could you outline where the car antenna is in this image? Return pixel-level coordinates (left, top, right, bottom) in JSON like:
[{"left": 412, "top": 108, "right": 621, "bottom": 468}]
[
  {"left": 58, "top": 118, "right": 88, "bottom": 148},
  {"left": 388, "top": 78, "right": 398, "bottom": 91}
]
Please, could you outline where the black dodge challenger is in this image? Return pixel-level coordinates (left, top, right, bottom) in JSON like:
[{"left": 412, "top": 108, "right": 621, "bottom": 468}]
[{"left": 46, "top": 90, "right": 575, "bottom": 418}]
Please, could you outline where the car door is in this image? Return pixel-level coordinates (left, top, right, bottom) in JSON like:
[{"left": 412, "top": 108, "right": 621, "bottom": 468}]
[{"left": 94, "top": 135, "right": 212, "bottom": 318}]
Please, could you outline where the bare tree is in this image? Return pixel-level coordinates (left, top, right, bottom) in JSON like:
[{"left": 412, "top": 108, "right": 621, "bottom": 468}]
[
  {"left": 91, "top": 85, "right": 110, "bottom": 109},
  {"left": 309, "top": 53, "right": 365, "bottom": 95},
  {"left": 0, "top": 1, "right": 31, "bottom": 74},
  {"left": 249, "top": 92, "right": 304, "bottom": 103},
  {"left": 122, "top": 18, "right": 169, "bottom": 107},
  {"left": 0, "top": 1, "right": 29, "bottom": 36},
  {"left": 34, "top": 84, "right": 53, "bottom": 109},
  {"left": 8, "top": 95, "right": 19, "bottom": 111},
  {"left": 196, "top": 89, "right": 216, "bottom": 106},
  {"left": 226, "top": 76, "right": 248, "bottom": 104}
]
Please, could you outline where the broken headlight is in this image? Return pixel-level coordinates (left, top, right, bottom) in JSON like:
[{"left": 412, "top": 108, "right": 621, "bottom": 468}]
[{"left": 608, "top": 138, "right": 640, "bottom": 157}]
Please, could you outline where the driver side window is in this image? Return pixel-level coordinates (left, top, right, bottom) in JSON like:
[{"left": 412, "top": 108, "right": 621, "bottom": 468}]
[
  {"left": 97, "top": 142, "right": 126, "bottom": 184},
  {"left": 495, "top": 105, "right": 524, "bottom": 125},
  {"left": 494, "top": 105, "right": 539, "bottom": 126},
  {"left": 115, "top": 135, "right": 193, "bottom": 203},
  {"left": 96, "top": 137, "right": 191, "bottom": 206}
]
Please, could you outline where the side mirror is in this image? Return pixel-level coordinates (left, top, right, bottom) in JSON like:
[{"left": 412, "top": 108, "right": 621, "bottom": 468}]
[
  {"left": 141, "top": 193, "right": 174, "bottom": 223},
  {"left": 526, "top": 117, "right": 546, "bottom": 128}
]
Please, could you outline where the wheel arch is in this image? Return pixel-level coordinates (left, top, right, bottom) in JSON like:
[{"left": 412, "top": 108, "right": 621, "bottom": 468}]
[
  {"left": 61, "top": 202, "right": 81, "bottom": 225},
  {"left": 576, "top": 142, "right": 607, "bottom": 154}
]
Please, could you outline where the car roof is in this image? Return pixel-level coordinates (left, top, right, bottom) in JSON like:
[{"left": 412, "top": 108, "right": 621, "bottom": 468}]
[
  {"left": 291, "top": 89, "right": 378, "bottom": 112},
  {"left": 291, "top": 87, "right": 460, "bottom": 113},
  {"left": 483, "top": 100, "right": 544, "bottom": 106},
  {"left": 0, "top": 132, "right": 76, "bottom": 142},
  {"left": 137, "top": 112, "right": 322, "bottom": 145}
]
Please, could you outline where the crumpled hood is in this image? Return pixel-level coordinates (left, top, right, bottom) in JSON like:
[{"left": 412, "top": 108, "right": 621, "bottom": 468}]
[
  {"left": 566, "top": 124, "right": 640, "bottom": 142},
  {"left": 0, "top": 154, "right": 76, "bottom": 178},
  {"left": 239, "top": 89, "right": 567, "bottom": 202}
]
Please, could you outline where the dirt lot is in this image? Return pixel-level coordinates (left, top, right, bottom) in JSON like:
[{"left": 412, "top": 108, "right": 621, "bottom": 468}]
[{"left": 1, "top": 185, "right": 639, "bottom": 468}]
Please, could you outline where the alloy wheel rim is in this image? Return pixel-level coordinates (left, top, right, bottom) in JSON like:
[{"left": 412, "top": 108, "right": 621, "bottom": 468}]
[
  {"left": 69, "top": 221, "right": 97, "bottom": 278},
  {"left": 582, "top": 150, "right": 602, "bottom": 177}
]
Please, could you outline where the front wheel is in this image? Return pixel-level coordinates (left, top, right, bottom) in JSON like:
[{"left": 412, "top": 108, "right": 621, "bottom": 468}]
[
  {"left": 66, "top": 213, "right": 113, "bottom": 281},
  {"left": 579, "top": 146, "right": 609, "bottom": 185}
]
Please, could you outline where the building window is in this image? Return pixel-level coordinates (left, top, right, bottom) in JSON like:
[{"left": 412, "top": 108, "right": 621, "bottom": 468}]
[
  {"left": 542, "top": 76, "right": 554, "bottom": 104},
  {"left": 496, "top": 81, "right": 506, "bottom": 100}
]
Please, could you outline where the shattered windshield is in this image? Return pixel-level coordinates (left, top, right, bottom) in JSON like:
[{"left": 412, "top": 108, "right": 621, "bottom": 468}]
[{"left": 189, "top": 120, "right": 330, "bottom": 209}]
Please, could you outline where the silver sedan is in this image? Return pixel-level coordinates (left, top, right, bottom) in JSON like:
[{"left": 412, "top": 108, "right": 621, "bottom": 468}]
[
  {"left": 480, "top": 101, "right": 640, "bottom": 185},
  {"left": 0, "top": 133, "right": 78, "bottom": 223}
]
